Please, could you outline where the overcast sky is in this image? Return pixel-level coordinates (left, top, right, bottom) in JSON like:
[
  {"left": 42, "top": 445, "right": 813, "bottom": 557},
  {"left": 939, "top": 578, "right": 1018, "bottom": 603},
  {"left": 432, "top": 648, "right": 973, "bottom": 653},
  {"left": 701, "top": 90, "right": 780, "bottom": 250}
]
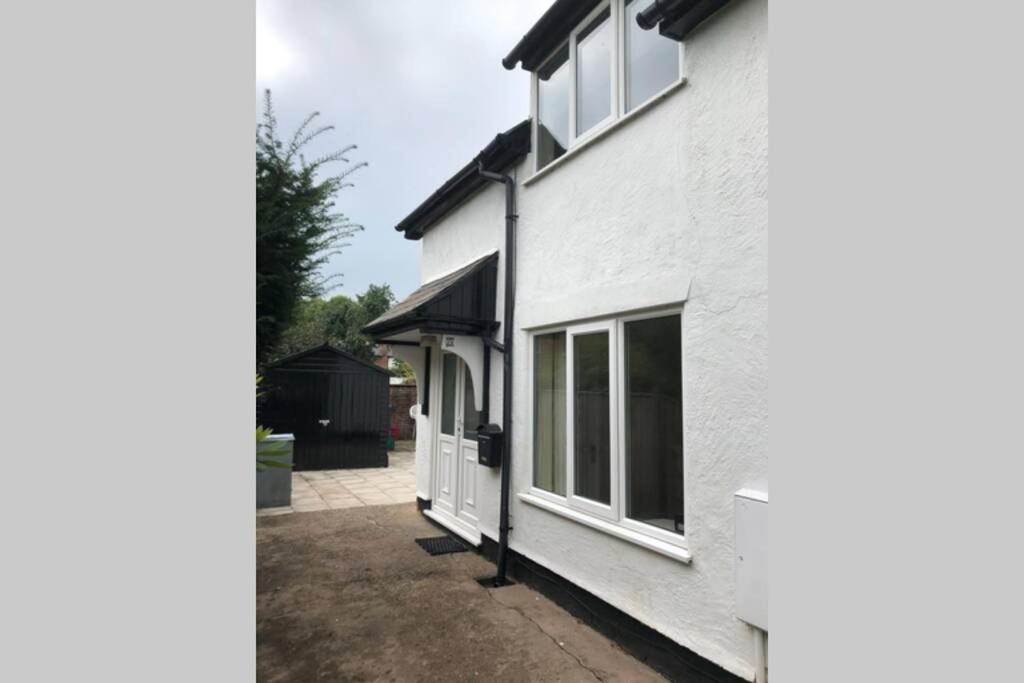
[{"left": 256, "top": 0, "right": 553, "bottom": 301}]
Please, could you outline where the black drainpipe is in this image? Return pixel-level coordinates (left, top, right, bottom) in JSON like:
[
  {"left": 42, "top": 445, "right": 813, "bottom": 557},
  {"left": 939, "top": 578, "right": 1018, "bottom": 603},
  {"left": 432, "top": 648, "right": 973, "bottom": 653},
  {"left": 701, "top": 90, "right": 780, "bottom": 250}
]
[
  {"left": 479, "top": 330, "right": 491, "bottom": 424},
  {"left": 478, "top": 160, "right": 516, "bottom": 586}
]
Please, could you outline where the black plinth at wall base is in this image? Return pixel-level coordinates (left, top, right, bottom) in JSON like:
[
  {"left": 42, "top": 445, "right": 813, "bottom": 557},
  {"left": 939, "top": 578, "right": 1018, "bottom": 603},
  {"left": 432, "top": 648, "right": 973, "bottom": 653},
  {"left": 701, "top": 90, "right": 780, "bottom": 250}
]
[{"left": 477, "top": 534, "right": 748, "bottom": 683}]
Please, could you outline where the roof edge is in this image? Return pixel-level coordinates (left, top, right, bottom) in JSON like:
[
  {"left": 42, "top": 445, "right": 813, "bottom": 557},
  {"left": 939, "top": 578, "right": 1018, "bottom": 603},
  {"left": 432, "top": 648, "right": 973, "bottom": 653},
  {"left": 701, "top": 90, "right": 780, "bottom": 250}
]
[
  {"left": 266, "top": 342, "right": 393, "bottom": 376},
  {"left": 394, "top": 119, "right": 531, "bottom": 240},
  {"left": 362, "top": 252, "right": 499, "bottom": 338},
  {"left": 502, "top": 0, "right": 601, "bottom": 72}
]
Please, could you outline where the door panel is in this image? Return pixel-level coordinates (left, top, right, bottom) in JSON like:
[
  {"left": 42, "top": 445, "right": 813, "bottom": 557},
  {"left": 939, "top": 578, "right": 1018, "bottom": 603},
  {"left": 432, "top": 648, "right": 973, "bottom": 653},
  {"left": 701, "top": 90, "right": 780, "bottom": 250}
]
[
  {"left": 273, "top": 372, "right": 330, "bottom": 470},
  {"left": 434, "top": 352, "right": 481, "bottom": 529},
  {"left": 457, "top": 367, "right": 480, "bottom": 525},
  {"left": 435, "top": 353, "right": 460, "bottom": 516},
  {"left": 459, "top": 444, "right": 479, "bottom": 521}
]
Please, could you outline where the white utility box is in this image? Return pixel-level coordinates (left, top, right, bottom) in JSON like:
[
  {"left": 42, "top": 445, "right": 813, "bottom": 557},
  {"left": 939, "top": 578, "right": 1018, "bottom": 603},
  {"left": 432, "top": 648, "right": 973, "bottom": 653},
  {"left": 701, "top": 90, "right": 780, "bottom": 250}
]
[{"left": 735, "top": 488, "right": 768, "bottom": 630}]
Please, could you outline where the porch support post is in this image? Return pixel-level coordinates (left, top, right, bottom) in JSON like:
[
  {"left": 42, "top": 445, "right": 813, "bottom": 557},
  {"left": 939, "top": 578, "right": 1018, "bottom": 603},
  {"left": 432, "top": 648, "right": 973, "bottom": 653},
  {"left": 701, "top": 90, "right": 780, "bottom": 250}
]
[{"left": 391, "top": 345, "right": 428, "bottom": 407}]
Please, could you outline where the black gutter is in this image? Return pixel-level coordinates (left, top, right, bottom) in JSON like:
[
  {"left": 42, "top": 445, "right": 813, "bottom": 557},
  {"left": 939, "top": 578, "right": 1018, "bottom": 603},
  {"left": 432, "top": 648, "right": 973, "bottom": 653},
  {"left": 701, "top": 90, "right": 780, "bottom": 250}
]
[
  {"left": 637, "top": 0, "right": 732, "bottom": 41},
  {"left": 502, "top": 0, "right": 731, "bottom": 73},
  {"left": 477, "top": 160, "right": 517, "bottom": 587},
  {"left": 502, "top": 0, "right": 601, "bottom": 71},
  {"left": 396, "top": 120, "right": 530, "bottom": 240}
]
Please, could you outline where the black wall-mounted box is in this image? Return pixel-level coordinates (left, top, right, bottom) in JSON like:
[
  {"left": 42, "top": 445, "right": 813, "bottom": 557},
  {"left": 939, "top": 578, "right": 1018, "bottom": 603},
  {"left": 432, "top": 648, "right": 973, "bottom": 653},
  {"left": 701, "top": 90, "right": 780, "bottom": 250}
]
[{"left": 477, "top": 423, "right": 503, "bottom": 468}]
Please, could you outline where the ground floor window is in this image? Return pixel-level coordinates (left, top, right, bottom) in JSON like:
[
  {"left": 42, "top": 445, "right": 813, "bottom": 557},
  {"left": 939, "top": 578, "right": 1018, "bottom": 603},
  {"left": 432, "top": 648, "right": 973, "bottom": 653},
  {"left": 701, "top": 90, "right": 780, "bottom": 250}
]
[
  {"left": 624, "top": 314, "right": 684, "bottom": 534},
  {"left": 534, "top": 332, "right": 566, "bottom": 494},
  {"left": 530, "top": 308, "right": 685, "bottom": 541}
]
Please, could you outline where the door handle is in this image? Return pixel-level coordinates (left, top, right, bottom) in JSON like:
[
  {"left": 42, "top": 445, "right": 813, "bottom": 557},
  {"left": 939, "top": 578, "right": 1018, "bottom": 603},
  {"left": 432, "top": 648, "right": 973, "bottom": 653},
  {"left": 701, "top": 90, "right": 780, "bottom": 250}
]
[{"left": 318, "top": 419, "right": 330, "bottom": 426}]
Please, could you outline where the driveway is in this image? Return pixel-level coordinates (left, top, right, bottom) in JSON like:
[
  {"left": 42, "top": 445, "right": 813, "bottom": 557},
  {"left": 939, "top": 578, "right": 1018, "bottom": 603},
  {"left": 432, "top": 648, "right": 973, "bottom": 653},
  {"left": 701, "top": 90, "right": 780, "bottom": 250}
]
[
  {"left": 257, "top": 503, "right": 665, "bottom": 682},
  {"left": 258, "top": 450, "right": 416, "bottom": 516}
]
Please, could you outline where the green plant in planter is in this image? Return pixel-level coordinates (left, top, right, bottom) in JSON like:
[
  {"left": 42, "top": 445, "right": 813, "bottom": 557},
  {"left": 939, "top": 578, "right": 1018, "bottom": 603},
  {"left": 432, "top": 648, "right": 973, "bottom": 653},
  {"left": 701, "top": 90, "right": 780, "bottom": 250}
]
[
  {"left": 257, "top": 374, "right": 292, "bottom": 471},
  {"left": 257, "top": 426, "right": 291, "bottom": 471}
]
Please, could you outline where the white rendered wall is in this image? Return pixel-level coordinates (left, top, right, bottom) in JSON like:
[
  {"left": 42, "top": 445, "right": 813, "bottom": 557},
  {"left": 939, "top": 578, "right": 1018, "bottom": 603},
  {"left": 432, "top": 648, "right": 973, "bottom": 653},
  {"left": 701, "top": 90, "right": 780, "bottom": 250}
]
[
  {"left": 414, "top": 0, "right": 766, "bottom": 678},
  {"left": 416, "top": 179, "right": 508, "bottom": 543}
]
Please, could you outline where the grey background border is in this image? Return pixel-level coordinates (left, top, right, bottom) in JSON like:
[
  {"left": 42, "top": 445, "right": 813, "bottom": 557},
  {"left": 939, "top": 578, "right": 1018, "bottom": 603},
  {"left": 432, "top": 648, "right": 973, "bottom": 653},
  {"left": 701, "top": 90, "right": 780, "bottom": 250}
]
[
  {"left": 1, "top": 0, "right": 255, "bottom": 680},
  {"left": 1, "top": 0, "right": 1022, "bottom": 681},
  {"left": 773, "top": 1, "right": 1023, "bottom": 681}
]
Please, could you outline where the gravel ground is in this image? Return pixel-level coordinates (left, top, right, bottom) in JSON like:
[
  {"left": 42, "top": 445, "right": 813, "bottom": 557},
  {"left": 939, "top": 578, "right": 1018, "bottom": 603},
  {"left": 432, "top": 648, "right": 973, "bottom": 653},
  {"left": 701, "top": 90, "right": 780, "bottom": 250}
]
[{"left": 257, "top": 503, "right": 665, "bottom": 682}]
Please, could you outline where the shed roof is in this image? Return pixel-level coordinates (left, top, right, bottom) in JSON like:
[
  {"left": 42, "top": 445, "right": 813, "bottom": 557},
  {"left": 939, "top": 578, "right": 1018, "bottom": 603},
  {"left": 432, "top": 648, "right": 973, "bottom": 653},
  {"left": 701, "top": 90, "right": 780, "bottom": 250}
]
[
  {"left": 363, "top": 252, "right": 499, "bottom": 340},
  {"left": 267, "top": 343, "right": 393, "bottom": 376}
]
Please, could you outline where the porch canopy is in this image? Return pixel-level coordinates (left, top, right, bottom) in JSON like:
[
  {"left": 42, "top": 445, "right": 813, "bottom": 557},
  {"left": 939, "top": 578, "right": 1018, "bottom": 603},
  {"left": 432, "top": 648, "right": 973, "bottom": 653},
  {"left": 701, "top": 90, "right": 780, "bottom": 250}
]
[
  {"left": 362, "top": 252, "right": 499, "bottom": 414},
  {"left": 364, "top": 252, "right": 498, "bottom": 341}
]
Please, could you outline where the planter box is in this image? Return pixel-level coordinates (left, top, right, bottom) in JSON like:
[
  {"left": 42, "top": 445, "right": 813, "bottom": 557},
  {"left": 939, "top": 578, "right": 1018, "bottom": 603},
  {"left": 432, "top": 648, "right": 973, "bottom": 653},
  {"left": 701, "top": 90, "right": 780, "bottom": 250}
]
[{"left": 257, "top": 433, "right": 294, "bottom": 508}]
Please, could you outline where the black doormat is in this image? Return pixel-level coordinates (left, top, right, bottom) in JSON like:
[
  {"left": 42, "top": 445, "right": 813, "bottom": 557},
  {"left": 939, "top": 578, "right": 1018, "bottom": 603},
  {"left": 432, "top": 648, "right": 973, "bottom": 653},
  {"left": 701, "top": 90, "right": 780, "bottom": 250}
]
[{"left": 415, "top": 536, "right": 469, "bottom": 556}]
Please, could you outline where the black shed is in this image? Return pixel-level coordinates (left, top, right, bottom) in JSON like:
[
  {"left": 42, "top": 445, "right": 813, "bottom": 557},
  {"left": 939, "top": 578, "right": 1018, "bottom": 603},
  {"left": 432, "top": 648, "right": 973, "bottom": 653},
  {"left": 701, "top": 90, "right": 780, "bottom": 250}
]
[{"left": 259, "top": 344, "right": 391, "bottom": 470}]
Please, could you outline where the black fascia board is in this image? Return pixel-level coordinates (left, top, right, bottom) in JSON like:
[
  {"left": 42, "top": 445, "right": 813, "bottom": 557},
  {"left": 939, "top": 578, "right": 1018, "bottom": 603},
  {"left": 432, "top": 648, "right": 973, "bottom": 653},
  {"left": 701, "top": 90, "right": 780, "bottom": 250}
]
[
  {"left": 394, "top": 120, "right": 531, "bottom": 241},
  {"left": 501, "top": 0, "right": 602, "bottom": 71},
  {"left": 364, "top": 317, "right": 491, "bottom": 340},
  {"left": 504, "top": 0, "right": 733, "bottom": 72}
]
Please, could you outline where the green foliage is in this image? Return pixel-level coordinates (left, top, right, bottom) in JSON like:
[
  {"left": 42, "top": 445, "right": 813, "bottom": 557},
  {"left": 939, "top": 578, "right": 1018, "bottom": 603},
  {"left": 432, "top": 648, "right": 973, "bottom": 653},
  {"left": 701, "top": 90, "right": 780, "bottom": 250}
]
[
  {"left": 257, "top": 89, "right": 367, "bottom": 365},
  {"left": 357, "top": 284, "right": 396, "bottom": 322},
  {"left": 391, "top": 357, "right": 415, "bottom": 382},
  {"left": 273, "top": 283, "right": 397, "bottom": 363},
  {"left": 257, "top": 426, "right": 291, "bottom": 471},
  {"left": 257, "top": 374, "right": 292, "bottom": 471}
]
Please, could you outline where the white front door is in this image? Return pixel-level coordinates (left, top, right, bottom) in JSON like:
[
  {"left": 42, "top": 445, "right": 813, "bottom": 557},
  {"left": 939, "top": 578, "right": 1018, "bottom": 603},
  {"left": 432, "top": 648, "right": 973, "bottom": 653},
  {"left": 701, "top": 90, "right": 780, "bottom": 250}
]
[{"left": 434, "top": 352, "right": 481, "bottom": 534}]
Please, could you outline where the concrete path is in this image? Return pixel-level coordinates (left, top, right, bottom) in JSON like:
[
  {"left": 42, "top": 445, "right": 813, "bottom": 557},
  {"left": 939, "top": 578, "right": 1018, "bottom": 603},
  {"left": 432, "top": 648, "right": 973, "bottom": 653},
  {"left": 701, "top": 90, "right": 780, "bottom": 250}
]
[
  {"left": 257, "top": 450, "right": 416, "bottom": 516},
  {"left": 257, "top": 503, "right": 665, "bottom": 682}
]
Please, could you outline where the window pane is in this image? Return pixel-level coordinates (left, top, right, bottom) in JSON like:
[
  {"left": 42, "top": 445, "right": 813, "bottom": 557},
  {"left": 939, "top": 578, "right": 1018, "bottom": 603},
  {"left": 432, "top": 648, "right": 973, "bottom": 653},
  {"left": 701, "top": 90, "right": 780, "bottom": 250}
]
[
  {"left": 625, "top": 0, "right": 680, "bottom": 111},
  {"left": 576, "top": 9, "right": 612, "bottom": 135},
  {"left": 533, "top": 332, "right": 566, "bottom": 495},
  {"left": 573, "top": 331, "right": 610, "bottom": 504},
  {"left": 463, "top": 369, "right": 481, "bottom": 441},
  {"left": 440, "top": 353, "right": 457, "bottom": 436},
  {"left": 625, "top": 315, "right": 683, "bottom": 535},
  {"left": 537, "top": 44, "right": 569, "bottom": 170}
]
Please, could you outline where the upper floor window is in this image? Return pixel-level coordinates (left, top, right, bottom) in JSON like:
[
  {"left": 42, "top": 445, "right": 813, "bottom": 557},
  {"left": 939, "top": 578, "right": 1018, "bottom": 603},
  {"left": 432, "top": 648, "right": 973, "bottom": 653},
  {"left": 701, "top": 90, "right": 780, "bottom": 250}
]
[
  {"left": 576, "top": 7, "right": 613, "bottom": 136},
  {"left": 538, "top": 44, "right": 569, "bottom": 168},
  {"left": 533, "top": 0, "right": 684, "bottom": 172},
  {"left": 624, "top": 0, "right": 681, "bottom": 112}
]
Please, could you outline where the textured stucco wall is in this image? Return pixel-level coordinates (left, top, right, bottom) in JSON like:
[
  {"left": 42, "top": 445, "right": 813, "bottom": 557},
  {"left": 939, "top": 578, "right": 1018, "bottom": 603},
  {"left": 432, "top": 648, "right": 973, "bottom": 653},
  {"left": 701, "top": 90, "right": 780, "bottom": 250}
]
[
  {"left": 412, "top": 0, "right": 766, "bottom": 678},
  {"left": 416, "top": 179, "right": 508, "bottom": 541}
]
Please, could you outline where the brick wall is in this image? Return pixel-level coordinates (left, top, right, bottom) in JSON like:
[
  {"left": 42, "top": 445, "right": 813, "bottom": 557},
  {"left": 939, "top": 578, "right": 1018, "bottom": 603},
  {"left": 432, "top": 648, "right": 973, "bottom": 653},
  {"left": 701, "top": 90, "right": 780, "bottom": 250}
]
[{"left": 389, "top": 384, "right": 418, "bottom": 440}]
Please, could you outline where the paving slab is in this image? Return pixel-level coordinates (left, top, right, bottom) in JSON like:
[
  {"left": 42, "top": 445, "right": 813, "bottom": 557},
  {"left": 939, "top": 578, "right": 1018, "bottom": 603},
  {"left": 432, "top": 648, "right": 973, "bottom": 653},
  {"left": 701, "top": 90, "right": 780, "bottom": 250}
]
[{"left": 258, "top": 451, "right": 418, "bottom": 516}]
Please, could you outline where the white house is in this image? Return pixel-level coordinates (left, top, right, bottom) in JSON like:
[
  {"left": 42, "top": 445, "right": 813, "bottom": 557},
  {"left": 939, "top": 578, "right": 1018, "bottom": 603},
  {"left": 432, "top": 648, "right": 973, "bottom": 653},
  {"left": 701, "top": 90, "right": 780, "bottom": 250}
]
[{"left": 364, "top": 0, "right": 767, "bottom": 680}]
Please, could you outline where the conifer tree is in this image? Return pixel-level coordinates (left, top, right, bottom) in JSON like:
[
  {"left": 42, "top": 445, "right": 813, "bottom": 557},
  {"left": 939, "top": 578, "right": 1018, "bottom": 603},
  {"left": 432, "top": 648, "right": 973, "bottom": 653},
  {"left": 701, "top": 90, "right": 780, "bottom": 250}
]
[{"left": 256, "top": 90, "right": 366, "bottom": 365}]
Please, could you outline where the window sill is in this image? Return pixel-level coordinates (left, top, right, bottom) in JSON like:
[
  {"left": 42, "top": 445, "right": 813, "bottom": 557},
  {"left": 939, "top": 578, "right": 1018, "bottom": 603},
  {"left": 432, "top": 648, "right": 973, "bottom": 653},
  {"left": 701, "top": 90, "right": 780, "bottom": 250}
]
[
  {"left": 518, "top": 492, "right": 692, "bottom": 564},
  {"left": 524, "top": 77, "right": 688, "bottom": 188}
]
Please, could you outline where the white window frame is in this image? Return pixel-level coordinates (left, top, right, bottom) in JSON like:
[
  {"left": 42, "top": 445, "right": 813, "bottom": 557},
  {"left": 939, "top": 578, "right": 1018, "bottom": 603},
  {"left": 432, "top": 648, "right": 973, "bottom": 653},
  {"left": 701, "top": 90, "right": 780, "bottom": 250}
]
[
  {"left": 531, "top": 0, "right": 686, "bottom": 174},
  {"left": 526, "top": 307, "right": 687, "bottom": 553},
  {"left": 527, "top": 327, "right": 568, "bottom": 506},
  {"left": 621, "top": 0, "right": 686, "bottom": 114},
  {"left": 615, "top": 308, "right": 688, "bottom": 548},
  {"left": 566, "top": 319, "right": 619, "bottom": 521},
  {"left": 570, "top": 0, "right": 617, "bottom": 144}
]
